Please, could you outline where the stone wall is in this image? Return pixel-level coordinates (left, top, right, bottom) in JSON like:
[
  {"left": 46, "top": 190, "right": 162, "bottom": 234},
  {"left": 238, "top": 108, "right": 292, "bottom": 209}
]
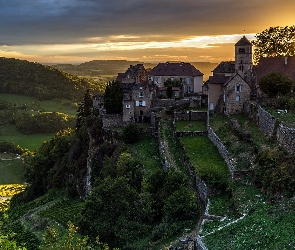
[
  {"left": 191, "top": 111, "right": 207, "bottom": 121},
  {"left": 174, "top": 111, "right": 207, "bottom": 121},
  {"left": 151, "top": 98, "right": 191, "bottom": 109},
  {"left": 257, "top": 106, "right": 277, "bottom": 136},
  {"left": 277, "top": 124, "right": 295, "bottom": 152},
  {"left": 207, "top": 126, "right": 235, "bottom": 174},
  {"left": 102, "top": 114, "right": 123, "bottom": 128},
  {"left": 176, "top": 131, "right": 208, "bottom": 137}
]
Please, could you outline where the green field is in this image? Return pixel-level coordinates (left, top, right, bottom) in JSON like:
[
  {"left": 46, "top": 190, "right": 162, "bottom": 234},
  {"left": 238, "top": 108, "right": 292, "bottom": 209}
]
[
  {"left": 0, "top": 93, "right": 78, "bottom": 116},
  {"left": 0, "top": 159, "right": 25, "bottom": 184},
  {"left": 0, "top": 93, "right": 78, "bottom": 151},
  {"left": 0, "top": 125, "right": 54, "bottom": 151},
  {"left": 175, "top": 120, "right": 207, "bottom": 131}
]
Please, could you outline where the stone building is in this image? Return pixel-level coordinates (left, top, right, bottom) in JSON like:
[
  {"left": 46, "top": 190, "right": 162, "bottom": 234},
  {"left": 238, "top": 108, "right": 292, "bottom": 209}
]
[
  {"left": 223, "top": 73, "right": 251, "bottom": 114},
  {"left": 208, "top": 36, "right": 252, "bottom": 114},
  {"left": 147, "top": 62, "right": 203, "bottom": 97},
  {"left": 254, "top": 56, "right": 295, "bottom": 96}
]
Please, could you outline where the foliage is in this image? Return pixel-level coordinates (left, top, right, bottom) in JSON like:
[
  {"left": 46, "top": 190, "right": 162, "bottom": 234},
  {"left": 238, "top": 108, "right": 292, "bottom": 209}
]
[
  {"left": 121, "top": 123, "right": 141, "bottom": 144},
  {"left": 164, "top": 78, "right": 182, "bottom": 88},
  {"left": 76, "top": 89, "right": 94, "bottom": 130},
  {"left": 0, "top": 57, "right": 101, "bottom": 101},
  {"left": 253, "top": 146, "right": 295, "bottom": 199},
  {"left": 40, "top": 221, "right": 112, "bottom": 250},
  {"left": 103, "top": 81, "right": 123, "bottom": 114},
  {"left": 14, "top": 112, "right": 75, "bottom": 134},
  {"left": 0, "top": 141, "right": 22, "bottom": 154},
  {"left": 252, "top": 25, "right": 295, "bottom": 64},
  {"left": 164, "top": 78, "right": 182, "bottom": 99},
  {"left": 259, "top": 72, "right": 294, "bottom": 97}
]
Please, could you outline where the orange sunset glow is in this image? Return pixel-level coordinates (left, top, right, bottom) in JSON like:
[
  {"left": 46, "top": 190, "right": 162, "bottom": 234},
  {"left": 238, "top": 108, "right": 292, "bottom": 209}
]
[{"left": 0, "top": 0, "right": 295, "bottom": 64}]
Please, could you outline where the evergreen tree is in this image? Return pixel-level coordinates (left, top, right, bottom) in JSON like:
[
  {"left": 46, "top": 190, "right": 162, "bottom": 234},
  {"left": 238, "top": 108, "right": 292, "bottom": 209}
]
[
  {"left": 76, "top": 89, "right": 93, "bottom": 130},
  {"left": 104, "top": 81, "right": 123, "bottom": 114}
]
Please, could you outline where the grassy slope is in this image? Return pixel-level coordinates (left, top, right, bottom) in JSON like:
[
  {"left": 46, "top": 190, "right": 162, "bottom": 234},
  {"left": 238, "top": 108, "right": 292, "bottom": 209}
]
[{"left": 200, "top": 114, "right": 295, "bottom": 249}]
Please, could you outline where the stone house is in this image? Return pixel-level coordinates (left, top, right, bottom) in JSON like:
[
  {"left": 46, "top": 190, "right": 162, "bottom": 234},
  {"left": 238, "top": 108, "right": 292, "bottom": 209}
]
[
  {"left": 223, "top": 73, "right": 251, "bottom": 114},
  {"left": 208, "top": 36, "right": 252, "bottom": 114},
  {"left": 147, "top": 62, "right": 203, "bottom": 97},
  {"left": 254, "top": 56, "right": 295, "bottom": 96},
  {"left": 115, "top": 64, "right": 156, "bottom": 123},
  {"left": 122, "top": 83, "right": 154, "bottom": 123}
]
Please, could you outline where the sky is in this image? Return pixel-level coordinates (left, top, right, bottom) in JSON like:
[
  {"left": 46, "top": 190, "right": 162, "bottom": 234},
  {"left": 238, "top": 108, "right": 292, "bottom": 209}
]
[{"left": 0, "top": 0, "right": 295, "bottom": 64}]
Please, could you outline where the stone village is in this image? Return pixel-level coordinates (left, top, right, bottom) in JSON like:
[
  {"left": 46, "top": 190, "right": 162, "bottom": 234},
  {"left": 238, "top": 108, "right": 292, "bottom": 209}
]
[
  {"left": 91, "top": 36, "right": 295, "bottom": 250},
  {"left": 94, "top": 36, "right": 295, "bottom": 125},
  {"left": 93, "top": 36, "right": 295, "bottom": 153}
]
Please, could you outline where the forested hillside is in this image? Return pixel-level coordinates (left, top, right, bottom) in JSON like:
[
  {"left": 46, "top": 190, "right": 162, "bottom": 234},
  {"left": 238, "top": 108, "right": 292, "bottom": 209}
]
[
  {"left": 3, "top": 96, "right": 199, "bottom": 249},
  {"left": 0, "top": 57, "right": 104, "bottom": 101}
]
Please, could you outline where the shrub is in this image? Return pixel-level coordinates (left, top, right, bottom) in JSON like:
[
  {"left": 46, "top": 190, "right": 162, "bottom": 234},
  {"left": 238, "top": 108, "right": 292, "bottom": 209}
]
[{"left": 121, "top": 123, "right": 141, "bottom": 144}]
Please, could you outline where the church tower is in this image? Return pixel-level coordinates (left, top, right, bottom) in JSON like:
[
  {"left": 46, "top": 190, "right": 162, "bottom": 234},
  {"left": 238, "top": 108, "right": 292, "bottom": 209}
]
[{"left": 235, "top": 36, "right": 252, "bottom": 81}]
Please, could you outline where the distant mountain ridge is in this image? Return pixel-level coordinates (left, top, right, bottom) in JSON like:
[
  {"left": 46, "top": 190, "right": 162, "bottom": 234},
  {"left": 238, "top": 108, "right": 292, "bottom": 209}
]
[
  {"left": 50, "top": 60, "right": 217, "bottom": 81},
  {"left": 0, "top": 57, "right": 103, "bottom": 101}
]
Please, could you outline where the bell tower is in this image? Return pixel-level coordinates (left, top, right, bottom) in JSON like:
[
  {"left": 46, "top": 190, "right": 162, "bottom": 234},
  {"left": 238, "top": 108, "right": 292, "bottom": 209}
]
[{"left": 235, "top": 36, "right": 252, "bottom": 81}]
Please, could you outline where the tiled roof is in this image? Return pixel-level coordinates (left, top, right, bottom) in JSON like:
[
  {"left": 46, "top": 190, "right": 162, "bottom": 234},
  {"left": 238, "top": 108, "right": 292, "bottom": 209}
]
[
  {"left": 235, "top": 36, "right": 252, "bottom": 46},
  {"left": 148, "top": 62, "right": 203, "bottom": 77},
  {"left": 208, "top": 75, "right": 231, "bottom": 84},
  {"left": 255, "top": 56, "right": 295, "bottom": 82},
  {"left": 212, "top": 61, "right": 235, "bottom": 73}
]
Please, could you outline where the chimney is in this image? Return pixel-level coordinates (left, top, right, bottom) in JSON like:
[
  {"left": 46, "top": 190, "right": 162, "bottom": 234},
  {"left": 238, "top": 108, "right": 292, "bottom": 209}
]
[{"left": 285, "top": 57, "right": 288, "bottom": 65}]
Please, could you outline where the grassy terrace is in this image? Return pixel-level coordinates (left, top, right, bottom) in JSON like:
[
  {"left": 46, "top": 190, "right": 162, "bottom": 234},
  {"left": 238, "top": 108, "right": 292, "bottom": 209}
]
[
  {"left": 200, "top": 113, "right": 295, "bottom": 249},
  {"left": 180, "top": 136, "right": 230, "bottom": 187},
  {"left": 175, "top": 120, "right": 207, "bottom": 132},
  {"left": 265, "top": 106, "right": 295, "bottom": 127},
  {"left": 202, "top": 180, "right": 295, "bottom": 250},
  {"left": 130, "top": 136, "right": 162, "bottom": 178},
  {"left": 209, "top": 114, "right": 276, "bottom": 170}
]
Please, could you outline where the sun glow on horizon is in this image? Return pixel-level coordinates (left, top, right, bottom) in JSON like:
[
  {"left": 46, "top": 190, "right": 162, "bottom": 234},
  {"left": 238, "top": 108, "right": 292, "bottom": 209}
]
[{"left": 0, "top": 34, "right": 256, "bottom": 64}]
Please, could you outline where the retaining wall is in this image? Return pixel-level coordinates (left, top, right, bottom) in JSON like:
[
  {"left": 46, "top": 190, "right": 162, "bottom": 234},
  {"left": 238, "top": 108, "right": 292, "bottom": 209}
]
[
  {"left": 207, "top": 126, "right": 235, "bottom": 174},
  {"left": 277, "top": 124, "right": 295, "bottom": 152},
  {"left": 257, "top": 106, "right": 277, "bottom": 136}
]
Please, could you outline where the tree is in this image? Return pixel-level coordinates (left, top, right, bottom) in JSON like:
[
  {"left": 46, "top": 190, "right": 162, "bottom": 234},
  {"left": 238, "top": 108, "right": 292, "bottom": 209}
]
[
  {"left": 76, "top": 89, "right": 93, "bottom": 130},
  {"left": 104, "top": 81, "right": 123, "bottom": 114},
  {"left": 164, "top": 78, "right": 182, "bottom": 99},
  {"left": 259, "top": 72, "right": 294, "bottom": 97},
  {"left": 121, "top": 123, "right": 141, "bottom": 144},
  {"left": 252, "top": 26, "right": 295, "bottom": 64}
]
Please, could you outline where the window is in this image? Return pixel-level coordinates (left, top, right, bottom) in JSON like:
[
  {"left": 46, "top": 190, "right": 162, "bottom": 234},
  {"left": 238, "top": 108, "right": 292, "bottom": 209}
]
[
  {"left": 126, "top": 104, "right": 131, "bottom": 109},
  {"left": 139, "top": 91, "right": 143, "bottom": 97},
  {"left": 186, "top": 78, "right": 191, "bottom": 84},
  {"left": 138, "top": 101, "right": 146, "bottom": 107},
  {"left": 236, "top": 96, "right": 240, "bottom": 102},
  {"left": 239, "top": 48, "right": 245, "bottom": 53},
  {"left": 235, "top": 85, "right": 242, "bottom": 93}
]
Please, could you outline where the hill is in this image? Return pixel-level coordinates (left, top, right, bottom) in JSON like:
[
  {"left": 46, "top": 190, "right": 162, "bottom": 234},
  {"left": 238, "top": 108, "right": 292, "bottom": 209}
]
[
  {"left": 50, "top": 60, "right": 217, "bottom": 81},
  {"left": 0, "top": 57, "right": 104, "bottom": 101}
]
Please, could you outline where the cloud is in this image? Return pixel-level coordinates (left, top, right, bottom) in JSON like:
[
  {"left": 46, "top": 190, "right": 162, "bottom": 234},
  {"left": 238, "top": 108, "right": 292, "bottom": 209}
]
[{"left": 0, "top": 0, "right": 294, "bottom": 62}]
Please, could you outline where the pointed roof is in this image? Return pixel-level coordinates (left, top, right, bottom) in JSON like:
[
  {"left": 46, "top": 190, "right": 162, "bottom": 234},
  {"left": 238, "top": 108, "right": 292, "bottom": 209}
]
[
  {"left": 235, "top": 36, "right": 252, "bottom": 46},
  {"left": 223, "top": 73, "right": 249, "bottom": 87},
  {"left": 208, "top": 75, "right": 231, "bottom": 84},
  {"left": 148, "top": 62, "right": 203, "bottom": 77},
  {"left": 212, "top": 61, "right": 235, "bottom": 74}
]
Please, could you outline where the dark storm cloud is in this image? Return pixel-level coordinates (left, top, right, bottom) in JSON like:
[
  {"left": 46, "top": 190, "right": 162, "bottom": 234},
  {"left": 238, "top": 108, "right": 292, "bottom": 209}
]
[{"left": 1, "top": 0, "right": 294, "bottom": 46}]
